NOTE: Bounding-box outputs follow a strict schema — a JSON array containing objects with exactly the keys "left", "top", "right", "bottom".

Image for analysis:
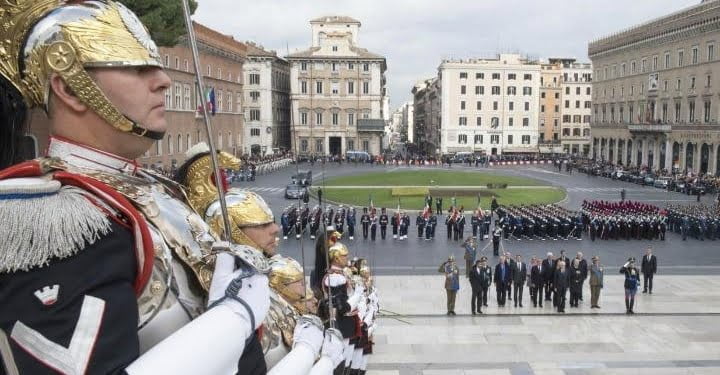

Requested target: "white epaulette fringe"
[{"left": 0, "top": 178, "right": 111, "bottom": 273}]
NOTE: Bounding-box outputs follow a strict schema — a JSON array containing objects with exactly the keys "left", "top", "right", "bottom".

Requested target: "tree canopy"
[{"left": 120, "top": 0, "right": 198, "bottom": 47}]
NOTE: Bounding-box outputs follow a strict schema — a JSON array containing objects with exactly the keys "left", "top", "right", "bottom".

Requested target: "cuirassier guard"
[
  {"left": 312, "top": 238, "right": 367, "bottom": 375},
  {"left": 0, "top": 1, "right": 335, "bottom": 374},
  {"left": 175, "top": 145, "right": 345, "bottom": 373}
]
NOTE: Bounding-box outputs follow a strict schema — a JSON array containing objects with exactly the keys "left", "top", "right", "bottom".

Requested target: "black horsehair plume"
[{"left": 0, "top": 77, "right": 28, "bottom": 170}]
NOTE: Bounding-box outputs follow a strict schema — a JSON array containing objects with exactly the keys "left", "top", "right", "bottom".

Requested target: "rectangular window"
[
  {"left": 475, "top": 86, "right": 484, "bottom": 95},
  {"left": 476, "top": 117, "right": 482, "bottom": 126},
  {"left": 653, "top": 56, "right": 658, "bottom": 71},
  {"left": 507, "top": 135, "right": 513, "bottom": 144},
  {"left": 300, "top": 139, "right": 308, "bottom": 152},
  {"left": 523, "top": 87, "right": 532, "bottom": 96},
  {"left": 576, "top": 100, "right": 580, "bottom": 108},
  {"left": 491, "top": 86, "right": 500, "bottom": 95},
  {"left": 523, "top": 118, "right": 529, "bottom": 127},
  {"left": 460, "top": 101, "right": 466, "bottom": 110},
  {"left": 249, "top": 74, "right": 260, "bottom": 85},
  {"left": 348, "top": 63, "right": 354, "bottom": 70},
  {"left": 461, "top": 85, "right": 467, "bottom": 95},
  {"left": 675, "top": 102, "right": 681, "bottom": 122},
  {"left": 476, "top": 73, "right": 484, "bottom": 79},
  {"left": 331, "top": 82, "right": 339, "bottom": 95},
  {"left": 474, "top": 134, "right": 483, "bottom": 144},
  {"left": 490, "top": 135, "right": 499, "bottom": 144},
  {"left": 331, "top": 62, "right": 337, "bottom": 71},
  {"left": 509, "top": 102, "right": 514, "bottom": 111},
  {"left": 457, "top": 134, "right": 467, "bottom": 144},
  {"left": 491, "top": 117, "right": 499, "bottom": 127},
  {"left": 347, "top": 81, "right": 355, "bottom": 94},
  {"left": 250, "top": 128, "right": 260, "bottom": 137},
  {"left": 641, "top": 58, "right": 647, "bottom": 72},
  {"left": 565, "top": 100, "right": 570, "bottom": 109},
  {"left": 300, "top": 112, "right": 308, "bottom": 125},
  {"left": 459, "top": 72, "right": 468, "bottom": 79},
  {"left": 301, "top": 80, "right": 308, "bottom": 94},
  {"left": 522, "top": 135, "right": 530, "bottom": 144},
  {"left": 678, "top": 50, "right": 684, "bottom": 67},
  {"left": 704, "top": 101, "right": 711, "bottom": 122},
  {"left": 665, "top": 53, "right": 671, "bottom": 68},
  {"left": 524, "top": 74, "right": 532, "bottom": 80},
  {"left": 508, "top": 118, "right": 514, "bottom": 126},
  {"left": 692, "top": 47, "right": 699, "bottom": 64},
  {"left": 541, "top": 105, "right": 545, "bottom": 113},
  {"left": 493, "top": 102, "right": 498, "bottom": 110},
  {"left": 332, "top": 112, "right": 338, "bottom": 125},
  {"left": 492, "top": 73, "right": 500, "bottom": 80},
  {"left": 315, "top": 139, "right": 323, "bottom": 153},
  {"left": 301, "top": 62, "right": 308, "bottom": 71},
  {"left": 476, "top": 101, "right": 482, "bottom": 110},
  {"left": 709, "top": 44, "right": 715, "bottom": 61},
  {"left": 183, "top": 85, "right": 191, "bottom": 110},
  {"left": 363, "top": 63, "right": 370, "bottom": 72},
  {"left": 689, "top": 101, "right": 696, "bottom": 122},
  {"left": 174, "top": 84, "right": 182, "bottom": 110},
  {"left": 459, "top": 116, "right": 467, "bottom": 126},
  {"left": 249, "top": 109, "right": 260, "bottom": 121},
  {"left": 508, "top": 73, "right": 516, "bottom": 80},
  {"left": 250, "top": 91, "right": 260, "bottom": 102},
  {"left": 348, "top": 113, "right": 354, "bottom": 126},
  {"left": 316, "top": 112, "right": 323, "bottom": 126},
  {"left": 507, "top": 86, "right": 516, "bottom": 95},
  {"left": 363, "top": 81, "right": 370, "bottom": 94},
  {"left": 316, "top": 81, "right": 323, "bottom": 94}
]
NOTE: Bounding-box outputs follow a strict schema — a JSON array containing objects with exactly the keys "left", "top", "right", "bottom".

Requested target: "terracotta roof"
[
  {"left": 286, "top": 46, "right": 384, "bottom": 60},
  {"left": 310, "top": 16, "right": 361, "bottom": 24},
  {"left": 192, "top": 21, "right": 246, "bottom": 56}
]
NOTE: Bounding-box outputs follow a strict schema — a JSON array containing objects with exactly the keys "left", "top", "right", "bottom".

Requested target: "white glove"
[
  {"left": 320, "top": 328, "right": 345, "bottom": 367},
  {"left": 208, "top": 251, "right": 270, "bottom": 330},
  {"left": 292, "top": 320, "right": 324, "bottom": 355}
]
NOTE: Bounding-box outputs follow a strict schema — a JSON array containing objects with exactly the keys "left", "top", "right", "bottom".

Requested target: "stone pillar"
[
  {"left": 709, "top": 143, "right": 717, "bottom": 176},
  {"left": 664, "top": 139, "right": 673, "bottom": 171},
  {"left": 653, "top": 140, "right": 661, "bottom": 171},
  {"left": 679, "top": 143, "right": 686, "bottom": 171},
  {"left": 693, "top": 142, "right": 701, "bottom": 173},
  {"left": 641, "top": 138, "right": 649, "bottom": 167}
]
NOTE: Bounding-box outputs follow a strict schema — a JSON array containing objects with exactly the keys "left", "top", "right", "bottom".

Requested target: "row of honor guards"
[
  {"left": 0, "top": 2, "right": 376, "bottom": 374},
  {"left": 582, "top": 200, "right": 668, "bottom": 241},
  {"left": 281, "top": 204, "right": 498, "bottom": 242},
  {"left": 665, "top": 204, "right": 720, "bottom": 241},
  {"left": 495, "top": 204, "right": 585, "bottom": 241}
]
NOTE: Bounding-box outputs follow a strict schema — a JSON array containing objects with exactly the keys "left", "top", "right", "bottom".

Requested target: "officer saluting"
[{"left": 492, "top": 225, "right": 503, "bottom": 256}]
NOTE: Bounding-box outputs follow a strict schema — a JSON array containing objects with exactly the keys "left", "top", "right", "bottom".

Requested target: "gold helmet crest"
[{"left": 0, "top": 0, "right": 165, "bottom": 139}]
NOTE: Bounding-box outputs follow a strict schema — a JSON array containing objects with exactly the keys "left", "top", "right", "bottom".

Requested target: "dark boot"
[
  {"left": 625, "top": 298, "right": 630, "bottom": 314},
  {"left": 629, "top": 299, "right": 635, "bottom": 314}
]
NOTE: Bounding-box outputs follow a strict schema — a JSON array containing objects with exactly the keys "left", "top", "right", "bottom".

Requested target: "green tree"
[{"left": 120, "top": 0, "right": 198, "bottom": 47}]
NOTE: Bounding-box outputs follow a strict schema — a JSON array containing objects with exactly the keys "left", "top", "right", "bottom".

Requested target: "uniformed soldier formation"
[
  {"left": 666, "top": 204, "right": 720, "bottom": 241},
  {"left": 0, "top": 2, "right": 377, "bottom": 373},
  {"left": 495, "top": 204, "right": 584, "bottom": 241},
  {"left": 582, "top": 200, "right": 668, "bottom": 241}
]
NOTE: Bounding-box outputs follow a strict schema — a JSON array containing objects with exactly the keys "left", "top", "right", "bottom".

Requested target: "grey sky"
[{"left": 194, "top": 0, "right": 700, "bottom": 110}]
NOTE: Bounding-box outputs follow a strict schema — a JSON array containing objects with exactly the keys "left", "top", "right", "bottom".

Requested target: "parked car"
[
  {"left": 674, "top": 181, "right": 686, "bottom": 192},
  {"left": 643, "top": 175, "right": 656, "bottom": 186},
  {"left": 346, "top": 151, "right": 371, "bottom": 162},
  {"left": 284, "top": 184, "right": 308, "bottom": 200},
  {"left": 653, "top": 177, "right": 671, "bottom": 189}
]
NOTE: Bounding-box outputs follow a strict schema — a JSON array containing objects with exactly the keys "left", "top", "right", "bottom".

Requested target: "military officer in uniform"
[
  {"left": 360, "top": 207, "right": 371, "bottom": 240},
  {"left": 0, "top": 2, "right": 343, "bottom": 373},
  {"left": 379, "top": 208, "right": 389, "bottom": 240},
  {"left": 346, "top": 207, "right": 356, "bottom": 240},
  {"left": 492, "top": 225, "right": 502, "bottom": 256}
]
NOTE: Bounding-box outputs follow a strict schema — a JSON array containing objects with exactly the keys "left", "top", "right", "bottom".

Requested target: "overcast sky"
[{"left": 194, "top": 0, "right": 700, "bottom": 110}]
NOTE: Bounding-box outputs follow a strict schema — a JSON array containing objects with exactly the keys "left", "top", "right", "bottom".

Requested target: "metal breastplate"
[
  {"left": 262, "top": 291, "right": 299, "bottom": 368},
  {"left": 60, "top": 167, "right": 217, "bottom": 351}
]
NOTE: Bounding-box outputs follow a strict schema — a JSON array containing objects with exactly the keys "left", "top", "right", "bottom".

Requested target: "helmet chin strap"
[{"left": 122, "top": 114, "right": 165, "bottom": 140}]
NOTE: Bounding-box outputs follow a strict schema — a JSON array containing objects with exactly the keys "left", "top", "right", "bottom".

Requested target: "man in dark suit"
[
  {"left": 494, "top": 255, "right": 511, "bottom": 306},
  {"left": 556, "top": 250, "right": 570, "bottom": 268},
  {"left": 511, "top": 254, "right": 527, "bottom": 307},
  {"left": 575, "top": 252, "right": 589, "bottom": 301},
  {"left": 469, "top": 259, "right": 484, "bottom": 314},
  {"left": 641, "top": 246, "right": 657, "bottom": 294},
  {"left": 554, "top": 260, "right": 570, "bottom": 313},
  {"left": 542, "top": 252, "right": 556, "bottom": 302},
  {"left": 530, "top": 257, "right": 544, "bottom": 307},
  {"left": 504, "top": 251, "right": 515, "bottom": 302}
]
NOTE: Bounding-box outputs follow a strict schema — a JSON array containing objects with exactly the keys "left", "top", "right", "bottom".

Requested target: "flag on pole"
[{"left": 206, "top": 87, "right": 216, "bottom": 116}]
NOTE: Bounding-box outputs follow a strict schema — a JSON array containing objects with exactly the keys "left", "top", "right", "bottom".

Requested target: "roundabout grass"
[{"left": 315, "top": 170, "right": 566, "bottom": 210}]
